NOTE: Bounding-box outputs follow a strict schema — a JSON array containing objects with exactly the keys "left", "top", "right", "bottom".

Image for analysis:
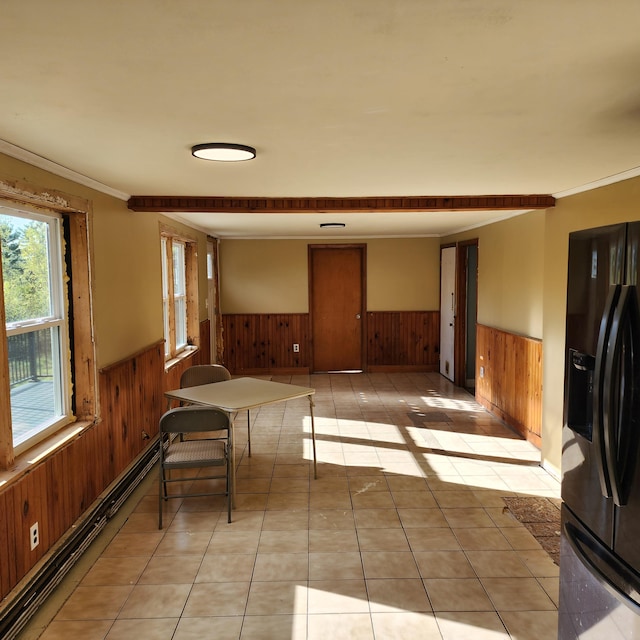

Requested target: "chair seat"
[{"left": 164, "top": 439, "right": 226, "bottom": 466}]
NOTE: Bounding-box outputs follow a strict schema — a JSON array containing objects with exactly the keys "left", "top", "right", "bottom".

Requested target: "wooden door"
[
  {"left": 309, "top": 245, "right": 365, "bottom": 372},
  {"left": 440, "top": 245, "right": 456, "bottom": 381}
]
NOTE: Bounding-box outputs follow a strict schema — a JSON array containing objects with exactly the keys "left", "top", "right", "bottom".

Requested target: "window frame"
[
  {"left": 160, "top": 228, "right": 199, "bottom": 363},
  {"left": 0, "top": 206, "right": 72, "bottom": 456}
]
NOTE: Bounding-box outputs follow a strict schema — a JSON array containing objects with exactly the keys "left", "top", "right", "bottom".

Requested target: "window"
[
  {"left": 161, "top": 232, "right": 198, "bottom": 361},
  {"left": 0, "top": 207, "right": 71, "bottom": 452}
]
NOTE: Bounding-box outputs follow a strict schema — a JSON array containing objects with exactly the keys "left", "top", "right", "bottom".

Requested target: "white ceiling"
[{"left": 2, "top": 1, "right": 640, "bottom": 238}]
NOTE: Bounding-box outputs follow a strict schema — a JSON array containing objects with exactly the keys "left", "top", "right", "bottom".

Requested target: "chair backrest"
[
  {"left": 160, "top": 406, "right": 230, "bottom": 435},
  {"left": 180, "top": 364, "right": 231, "bottom": 389}
]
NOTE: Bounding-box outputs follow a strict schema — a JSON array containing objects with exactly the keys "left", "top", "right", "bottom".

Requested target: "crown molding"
[{"left": 0, "top": 139, "right": 129, "bottom": 201}]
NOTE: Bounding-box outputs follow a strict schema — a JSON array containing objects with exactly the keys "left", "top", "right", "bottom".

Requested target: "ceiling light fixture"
[
  {"left": 191, "top": 143, "right": 256, "bottom": 162},
  {"left": 319, "top": 222, "right": 346, "bottom": 229}
]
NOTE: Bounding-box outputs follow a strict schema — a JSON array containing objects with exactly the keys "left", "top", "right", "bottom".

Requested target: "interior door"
[
  {"left": 440, "top": 245, "right": 456, "bottom": 381},
  {"left": 310, "top": 245, "right": 365, "bottom": 372}
]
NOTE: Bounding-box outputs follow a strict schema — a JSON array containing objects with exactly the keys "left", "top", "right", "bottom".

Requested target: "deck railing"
[{"left": 7, "top": 331, "right": 53, "bottom": 387}]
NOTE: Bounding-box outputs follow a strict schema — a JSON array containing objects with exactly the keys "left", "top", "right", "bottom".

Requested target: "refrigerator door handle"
[
  {"left": 564, "top": 514, "right": 640, "bottom": 614},
  {"left": 593, "top": 285, "right": 620, "bottom": 498},
  {"left": 603, "top": 285, "right": 640, "bottom": 507}
]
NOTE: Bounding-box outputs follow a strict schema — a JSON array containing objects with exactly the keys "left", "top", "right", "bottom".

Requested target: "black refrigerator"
[{"left": 559, "top": 222, "right": 640, "bottom": 638}]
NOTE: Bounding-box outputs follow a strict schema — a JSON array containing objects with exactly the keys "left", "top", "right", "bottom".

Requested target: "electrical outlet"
[
  {"left": 293, "top": 343, "right": 300, "bottom": 352},
  {"left": 30, "top": 522, "right": 39, "bottom": 550}
]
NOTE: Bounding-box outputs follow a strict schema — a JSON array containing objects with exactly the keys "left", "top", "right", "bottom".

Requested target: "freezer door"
[
  {"left": 612, "top": 223, "right": 640, "bottom": 569},
  {"left": 563, "top": 224, "right": 626, "bottom": 545},
  {"left": 559, "top": 505, "right": 640, "bottom": 639}
]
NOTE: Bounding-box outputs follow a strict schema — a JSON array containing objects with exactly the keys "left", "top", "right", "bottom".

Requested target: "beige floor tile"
[
  {"left": 166, "top": 510, "right": 221, "bottom": 531},
  {"left": 307, "top": 612, "right": 374, "bottom": 640},
  {"left": 105, "top": 618, "right": 178, "bottom": 639},
  {"left": 81, "top": 556, "right": 149, "bottom": 586},
  {"left": 39, "top": 620, "right": 113, "bottom": 640},
  {"left": 207, "top": 529, "right": 260, "bottom": 553},
  {"left": 361, "top": 551, "right": 419, "bottom": 579},
  {"left": 442, "top": 508, "right": 496, "bottom": 529},
  {"left": 366, "top": 578, "right": 432, "bottom": 613},
  {"left": 267, "top": 492, "right": 310, "bottom": 510},
  {"left": 309, "top": 509, "right": 355, "bottom": 530},
  {"left": 253, "top": 553, "right": 310, "bottom": 581},
  {"left": 182, "top": 582, "right": 250, "bottom": 617},
  {"left": 246, "top": 580, "right": 308, "bottom": 615},
  {"left": 433, "top": 490, "right": 484, "bottom": 509},
  {"left": 397, "top": 508, "right": 449, "bottom": 528},
  {"left": 424, "top": 578, "right": 494, "bottom": 612},
  {"left": 500, "top": 610, "right": 559, "bottom": 640},
  {"left": 307, "top": 579, "right": 369, "bottom": 613},
  {"left": 454, "top": 527, "right": 512, "bottom": 551},
  {"left": 154, "top": 531, "right": 212, "bottom": 556},
  {"left": 356, "top": 528, "right": 410, "bottom": 551},
  {"left": 240, "top": 614, "right": 307, "bottom": 640},
  {"left": 309, "top": 551, "right": 365, "bottom": 581},
  {"left": 56, "top": 585, "right": 133, "bottom": 620},
  {"left": 466, "top": 550, "right": 532, "bottom": 578},
  {"left": 480, "top": 577, "right": 556, "bottom": 611},
  {"left": 25, "top": 373, "right": 564, "bottom": 640},
  {"left": 102, "top": 532, "right": 164, "bottom": 557},
  {"left": 371, "top": 611, "right": 442, "bottom": 639},
  {"left": 516, "top": 549, "right": 560, "bottom": 577},
  {"left": 309, "top": 490, "right": 352, "bottom": 509},
  {"left": 196, "top": 553, "right": 256, "bottom": 582},
  {"left": 258, "top": 529, "right": 309, "bottom": 553},
  {"left": 350, "top": 490, "right": 395, "bottom": 509},
  {"left": 138, "top": 555, "right": 203, "bottom": 584},
  {"left": 414, "top": 550, "right": 476, "bottom": 579},
  {"left": 309, "top": 528, "right": 359, "bottom": 552},
  {"left": 119, "top": 584, "right": 191, "bottom": 619},
  {"left": 435, "top": 611, "right": 510, "bottom": 639},
  {"left": 173, "top": 616, "right": 243, "bottom": 640},
  {"left": 405, "top": 528, "right": 461, "bottom": 551},
  {"left": 263, "top": 509, "right": 310, "bottom": 530},
  {"left": 538, "top": 577, "right": 560, "bottom": 607}
]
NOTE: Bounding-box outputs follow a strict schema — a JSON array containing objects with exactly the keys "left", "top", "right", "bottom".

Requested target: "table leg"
[
  {"left": 309, "top": 396, "right": 317, "bottom": 479},
  {"left": 229, "top": 411, "right": 236, "bottom": 509}
]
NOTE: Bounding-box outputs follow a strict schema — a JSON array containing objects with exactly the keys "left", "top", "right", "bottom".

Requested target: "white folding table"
[{"left": 164, "top": 377, "right": 317, "bottom": 505}]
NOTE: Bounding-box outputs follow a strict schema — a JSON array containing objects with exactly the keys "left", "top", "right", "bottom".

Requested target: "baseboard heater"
[{"left": 0, "top": 439, "right": 159, "bottom": 640}]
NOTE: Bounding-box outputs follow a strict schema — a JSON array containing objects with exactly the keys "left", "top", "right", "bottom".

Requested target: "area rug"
[{"left": 502, "top": 496, "right": 561, "bottom": 565}]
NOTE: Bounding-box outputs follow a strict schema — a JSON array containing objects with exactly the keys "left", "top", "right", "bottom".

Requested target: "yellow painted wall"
[
  {"left": 444, "top": 210, "right": 546, "bottom": 339},
  {"left": 0, "top": 154, "right": 208, "bottom": 368},
  {"left": 219, "top": 237, "right": 441, "bottom": 313}
]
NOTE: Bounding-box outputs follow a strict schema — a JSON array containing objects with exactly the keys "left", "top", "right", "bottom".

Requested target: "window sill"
[
  {"left": 0, "top": 419, "right": 94, "bottom": 491},
  {"left": 164, "top": 345, "right": 199, "bottom": 372}
]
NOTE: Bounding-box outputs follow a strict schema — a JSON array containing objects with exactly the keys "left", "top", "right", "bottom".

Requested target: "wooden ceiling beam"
[{"left": 127, "top": 194, "right": 555, "bottom": 213}]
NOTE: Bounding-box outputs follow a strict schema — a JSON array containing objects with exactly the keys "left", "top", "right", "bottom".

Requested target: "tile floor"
[{"left": 25, "top": 372, "right": 560, "bottom": 640}]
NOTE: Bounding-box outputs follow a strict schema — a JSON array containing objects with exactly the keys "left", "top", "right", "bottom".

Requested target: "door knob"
[{"left": 355, "top": 314, "right": 361, "bottom": 320}]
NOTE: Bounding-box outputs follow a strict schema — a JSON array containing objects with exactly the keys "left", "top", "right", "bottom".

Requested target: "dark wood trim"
[
  {"left": 454, "top": 239, "right": 479, "bottom": 388},
  {"left": 128, "top": 194, "right": 555, "bottom": 213}
]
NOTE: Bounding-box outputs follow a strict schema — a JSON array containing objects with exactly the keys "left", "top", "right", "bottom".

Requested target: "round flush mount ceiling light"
[{"left": 191, "top": 143, "right": 256, "bottom": 162}]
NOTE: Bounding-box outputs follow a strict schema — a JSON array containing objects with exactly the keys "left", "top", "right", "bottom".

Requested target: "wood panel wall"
[
  {"left": 475, "top": 324, "right": 543, "bottom": 446},
  {"left": 367, "top": 311, "right": 439, "bottom": 371},
  {"left": 222, "top": 314, "right": 309, "bottom": 374},
  {"left": 222, "top": 311, "right": 439, "bottom": 374},
  {"left": 0, "top": 321, "right": 212, "bottom": 602}
]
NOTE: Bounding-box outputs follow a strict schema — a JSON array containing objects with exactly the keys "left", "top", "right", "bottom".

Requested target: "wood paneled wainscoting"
[
  {"left": 475, "top": 324, "right": 543, "bottom": 446},
  {"left": 221, "top": 311, "right": 440, "bottom": 374},
  {"left": 367, "top": 311, "right": 440, "bottom": 372}
]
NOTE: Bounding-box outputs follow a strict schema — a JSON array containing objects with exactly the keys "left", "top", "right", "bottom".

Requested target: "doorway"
[
  {"left": 456, "top": 240, "right": 478, "bottom": 392},
  {"left": 439, "top": 245, "right": 456, "bottom": 381},
  {"left": 309, "top": 245, "right": 366, "bottom": 372}
]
